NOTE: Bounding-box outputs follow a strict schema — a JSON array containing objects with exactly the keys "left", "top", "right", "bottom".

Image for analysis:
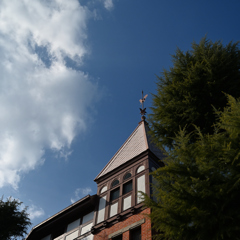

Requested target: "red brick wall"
[{"left": 94, "top": 208, "right": 152, "bottom": 240}]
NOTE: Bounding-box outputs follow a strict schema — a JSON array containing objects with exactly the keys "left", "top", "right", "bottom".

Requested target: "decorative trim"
[
  {"left": 108, "top": 218, "right": 145, "bottom": 239},
  {"left": 92, "top": 204, "right": 145, "bottom": 233}
]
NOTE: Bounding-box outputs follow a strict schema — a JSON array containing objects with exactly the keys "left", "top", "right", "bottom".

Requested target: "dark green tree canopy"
[
  {"left": 144, "top": 95, "right": 240, "bottom": 240},
  {"left": 150, "top": 38, "right": 240, "bottom": 149},
  {"left": 0, "top": 197, "right": 31, "bottom": 240}
]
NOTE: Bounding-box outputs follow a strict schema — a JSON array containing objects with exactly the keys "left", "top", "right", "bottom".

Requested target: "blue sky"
[{"left": 0, "top": 0, "right": 240, "bottom": 233}]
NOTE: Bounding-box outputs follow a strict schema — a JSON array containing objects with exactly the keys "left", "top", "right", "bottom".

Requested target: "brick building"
[{"left": 26, "top": 118, "right": 164, "bottom": 240}]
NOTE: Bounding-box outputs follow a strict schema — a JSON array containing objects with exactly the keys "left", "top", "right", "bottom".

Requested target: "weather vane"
[{"left": 139, "top": 90, "right": 148, "bottom": 120}]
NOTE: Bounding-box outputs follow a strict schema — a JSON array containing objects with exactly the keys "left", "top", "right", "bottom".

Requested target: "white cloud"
[
  {"left": 103, "top": 0, "right": 114, "bottom": 11},
  {"left": 28, "top": 205, "right": 45, "bottom": 220},
  {"left": 0, "top": 0, "right": 99, "bottom": 189},
  {"left": 70, "top": 187, "right": 93, "bottom": 203},
  {"left": 6, "top": 197, "right": 45, "bottom": 221}
]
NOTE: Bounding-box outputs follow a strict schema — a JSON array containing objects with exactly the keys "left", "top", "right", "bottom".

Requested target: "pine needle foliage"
[
  {"left": 0, "top": 196, "right": 31, "bottom": 240},
  {"left": 150, "top": 37, "right": 240, "bottom": 149},
  {"left": 144, "top": 95, "right": 240, "bottom": 240}
]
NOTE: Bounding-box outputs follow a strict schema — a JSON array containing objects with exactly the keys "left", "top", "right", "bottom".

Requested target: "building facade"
[{"left": 26, "top": 119, "right": 164, "bottom": 240}]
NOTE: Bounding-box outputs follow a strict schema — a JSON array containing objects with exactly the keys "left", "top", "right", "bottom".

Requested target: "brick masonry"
[{"left": 94, "top": 208, "right": 152, "bottom": 240}]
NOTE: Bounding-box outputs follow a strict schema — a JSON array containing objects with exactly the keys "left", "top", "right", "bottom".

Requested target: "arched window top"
[
  {"left": 137, "top": 165, "right": 145, "bottom": 174},
  {"left": 111, "top": 179, "right": 119, "bottom": 188},
  {"left": 151, "top": 167, "right": 156, "bottom": 172},
  {"left": 123, "top": 172, "right": 131, "bottom": 180},
  {"left": 100, "top": 185, "right": 107, "bottom": 194}
]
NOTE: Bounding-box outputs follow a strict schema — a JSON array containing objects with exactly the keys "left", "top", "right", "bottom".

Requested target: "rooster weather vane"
[{"left": 139, "top": 91, "right": 148, "bottom": 120}]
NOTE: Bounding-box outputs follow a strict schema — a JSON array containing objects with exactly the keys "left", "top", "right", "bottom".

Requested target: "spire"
[
  {"left": 139, "top": 91, "right": 148, "bottom": 121},
  {"left": 94, "top": 120, "right": 164, "bottom": 181},
  {"left": 94, "top": 91, "right": 164, "bottom": 181}
]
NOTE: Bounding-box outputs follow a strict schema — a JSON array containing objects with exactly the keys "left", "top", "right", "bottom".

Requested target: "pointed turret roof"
[{"left": 95, "top": 120, "right": 164, "bottom": 181}]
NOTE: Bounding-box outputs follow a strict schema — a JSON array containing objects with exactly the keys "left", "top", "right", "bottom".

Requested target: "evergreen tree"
[
  {"left": 144, "top": 95, "right": 240, "bottom": 240},
  {"left": 150, "top": 38, "right": 240, "bottom": 149},
  {"left": 0, "top": 197, "right": 31, "bottom": 240}
]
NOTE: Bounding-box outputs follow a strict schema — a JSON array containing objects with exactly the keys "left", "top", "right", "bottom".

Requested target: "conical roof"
[{"left": 95, "top": 120, "right": 164, "bottom": 180}]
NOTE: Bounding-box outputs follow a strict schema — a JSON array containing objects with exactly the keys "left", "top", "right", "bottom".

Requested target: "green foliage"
[
  {"left": 144, "top": 95, "right": 240, "bottom": 240},
  {"left": 0, "top": 196, "right": 31, "bottom": 240},
  {"left": 150, "top": 37, "right": 240, "bottom": 149}
]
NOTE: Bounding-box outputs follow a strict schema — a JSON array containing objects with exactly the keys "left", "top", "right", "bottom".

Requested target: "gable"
[{"left": 95, "top": 121, "right": 164, "bottom": 181}]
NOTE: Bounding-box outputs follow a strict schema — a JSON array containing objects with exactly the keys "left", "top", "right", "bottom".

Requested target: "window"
[
  {"left": 111, "top": 179, "right": 119, "bottom": 187},
  {"left": 110, "top": 187, "right": 120, "bottom": 201},
  {"left": 97, "top": 196, "right": 106, "bottom": 223},
  {"left": 137, "top": 175, "right": 146, "bottom": 203},
  {"left": 82, "top": 211, "right": 94, "bottom": 224},
  {"left": 137, "top": 165, "right": 145, "bottom": 174},
  {"left": 67, "top": 219, "right": 80, "bottom": 232},
  {"left": 130, "top": 227, "right": 141, "bottom": 240},
  {"left": 123, "top": 180, "right": 132, "bottom": 195},
  {"left": 100, "top": 185, "right": 107, "bottom": 194},
  {"left": 112, "top": 234, "right": 122, "bottom": 240},
  {"left": 52, "top": 211, "right": 94, "bottom": 240},
  {"left": 151, "top": 167, "right": 156, "bottom": 172},
  {"left": 123, "top": 172, "right": 131, "bottom": 180},
  {"left": 41, "top": 235, "right": 51, "bottom": 240}
]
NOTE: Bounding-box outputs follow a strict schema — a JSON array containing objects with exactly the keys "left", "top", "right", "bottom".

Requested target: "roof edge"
[
  {"left": 94, "top": 121, "right": 145, "bottom": 181},
  {"left": 25, "top": 194, "right": 95, "bottom": 239},
  {"left": 94, "top": 149, "right": 150, "bottom": 183}
]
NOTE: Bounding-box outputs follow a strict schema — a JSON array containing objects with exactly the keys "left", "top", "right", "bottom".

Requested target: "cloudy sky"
[{"left": 0, "top": 0, "right": 240, "bottom": 233}]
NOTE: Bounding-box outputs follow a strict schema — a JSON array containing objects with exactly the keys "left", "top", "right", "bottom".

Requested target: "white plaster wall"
[
  {"left": 81, "top": 234, "right": 93, "bottom": 240},
  {"left": 110, "top": 202, "right": 118, "bottom": 217},
  {"left": 53, "top": 235, "right": 64, "bottom": 240},
  {"left": 100, "top": 186, "right": 107, "bottom": 193},
  {"left": 137, "top": 174, "right": 146, "bottom": 203},
  {"left": 123, "top": 195, "right": 131, "bottom": 210},
  {"left": 97, "top": 196, "right": 106, "bottom": 223},
  {"left": 137, "top": 165, "right": 145, "bottom": 173},
  {"left": 81, "top": 222, "right": 93, "bottom": 235},
  {"left": 65, "top": 230, "right": 79, "bottom": 240}
]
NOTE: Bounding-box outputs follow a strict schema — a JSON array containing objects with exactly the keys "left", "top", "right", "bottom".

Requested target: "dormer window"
[
  {"left": 137, "top": 165, "right": 145, "bottom": 174},
  {"left": 100, "top": 185, "right": 107, "bottom": 194},
  {"left": 123, "top": 172, "right": 131, "bottom": 180},
  {"left": 123, "top": 180, "right": 132, "bottom": 195},
  {"left": 110, "top": 187, "right": 120, "bottom": 201},
  {"left": 98, "top": 165, "right": 148, "bottom": 221},
  {"left": 111, "top": 179, "right": 119, "bottom": 187}
]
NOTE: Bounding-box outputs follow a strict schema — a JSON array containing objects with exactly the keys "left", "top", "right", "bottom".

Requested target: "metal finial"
[{"left": 139, "top": 90, "right": 148, "bottom": 120}]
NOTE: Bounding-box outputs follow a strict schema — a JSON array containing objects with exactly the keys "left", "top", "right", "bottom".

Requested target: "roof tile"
[{"left": 95, "top": 121, "right": 164, "bottom": 180}]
